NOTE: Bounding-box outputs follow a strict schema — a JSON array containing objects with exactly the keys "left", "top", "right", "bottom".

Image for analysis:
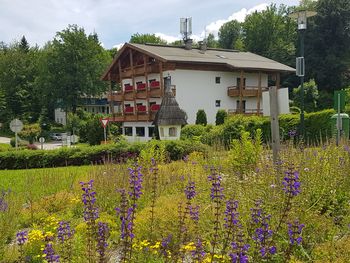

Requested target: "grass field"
[{"left": 0, "top": 143, "right": 350, "bottom": 262}]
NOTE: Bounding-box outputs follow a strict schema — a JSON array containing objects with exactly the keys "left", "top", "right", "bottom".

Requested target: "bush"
[
  {"left": 195, "top": 109, "right": 207, "bottom": 126},
  {"left": 0, "top": 140, "right": 208, "bottom": 170},
  {"left": 215, "top": 109, "right": 228, "bottom": 125},
  {"left": 200, "top": 109, "right": 336, "bottom": 147},
  {"left": 180, "top": 124, "right": 207, "bottom": 140}
]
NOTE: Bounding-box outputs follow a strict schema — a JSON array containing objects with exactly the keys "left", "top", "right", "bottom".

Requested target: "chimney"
[
  {"left": 184, "top": 39, "right": 193, "bottom": 50},
  {"left": 199, "top": 40, "right": 207, "bottom": 53}
]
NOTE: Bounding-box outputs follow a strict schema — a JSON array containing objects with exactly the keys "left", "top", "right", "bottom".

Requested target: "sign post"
[
  {"left": 334, "top": 90, "right": 345, "bottom": 146},
  {"left": 10, "top": 119, "right": 23, "bottom": 150},
  {"left": 100, "top": 118, "right": 109, "bottom": 144}
]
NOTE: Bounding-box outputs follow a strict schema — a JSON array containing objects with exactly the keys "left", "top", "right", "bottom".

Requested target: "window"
[
  {"left": 136, "top": 127, "right": 145, "bottom": 137},
  {"left": 215, "top": 100, "right": 221, "bottom": 107},
  {"left": 169, "top": 127, "right": 177, "bottom": 137},
  {"left": 148, "top": 127, "right": 155, "bottom": 138},
  {"left": 236, "top": 100, "right": 246, "bottom": 112},
  {"left": 215, "top": 77, "right": 221, "bottom": 84},
  {"left": 160, "top": 127, "right": 164, "bottom": 137},
  {"left": 149, "top": 79, "right": 156, "bottom": 83},
  {"left": 124, "top": 127, "right": 133, "bottom": 136}
]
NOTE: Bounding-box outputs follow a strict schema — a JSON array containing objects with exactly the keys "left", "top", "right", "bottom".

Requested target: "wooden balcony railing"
[
  {"left": 228, "top": 108, "right": 262, "bottom": 115},
  {"left": 110, "top": 104, "right": 161, "bottom": 122},
  {"left": 227, "top": 86, "right": 268, "bottom": 97}
]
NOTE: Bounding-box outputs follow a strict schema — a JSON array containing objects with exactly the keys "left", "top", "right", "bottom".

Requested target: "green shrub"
[
  {"left": 225, "top": 129, "right": 263, "bottom": 178},
  {"left": 195, "top": 109, "right": 207, "bottom": 126},
  {"left": 0, "top": 140, "right": 208, "bottom": 169},
  {"left": 215, "top": 109, "right": 228, "bottom": 125},
  {"left": 180, "top": 124, "right": 207, "bottom": 140},
  {"left": 199, "top": 109, "right": 336, "bottom": 146}
]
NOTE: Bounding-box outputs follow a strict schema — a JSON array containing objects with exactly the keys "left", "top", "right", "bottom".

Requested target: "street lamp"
[{"left": 289, "top": 10, "right": 316, "bottom": 138}]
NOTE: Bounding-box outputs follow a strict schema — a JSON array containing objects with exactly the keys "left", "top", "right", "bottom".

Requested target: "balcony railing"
[
  {"left": 227, "top": 86, "right": 268, "bottom": 97},
  {"left": 228, "top": 109, "right": 262, "bottom": 115},
  {"left": 110, "top": 103, "right": 161, "bottom": 122}
]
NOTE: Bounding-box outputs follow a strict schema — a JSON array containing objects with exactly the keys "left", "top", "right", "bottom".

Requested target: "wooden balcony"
[
  {"left": 109, "top": 103, "right": 161, "bottom": 122},
  {"left": 228, "top": 108, "right": 262, "bottom": 115},
  {"left": 227, "top": 86, "right": 268, "bottom": 97},
  {"left": 120, "top": 63, "right": 160, "bottom": 78},
  {"left": 107, "top": 91, "right": 123, "bottom": 102}
]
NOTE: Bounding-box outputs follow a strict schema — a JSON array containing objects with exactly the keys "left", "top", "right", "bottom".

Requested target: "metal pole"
[
  {"left": 104, "top": 126, "right": 107, "bottom": 144},
  {"left": 337, "top": 93, "right": 341, "bottom": 146},
  {"left": 15, "top": 132, "right": 18, "bottom": 150},
  {"left": 269, "top": 86, "right": 280, "bottom": 166},
  {"left": 300, "top": 29, "right": 305, "bottom": 139}
]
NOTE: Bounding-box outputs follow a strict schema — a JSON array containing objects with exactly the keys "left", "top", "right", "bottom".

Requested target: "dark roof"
[
  {"left": 102, "top": 43, "right": 295, "bottom": 80},
  {"left": 153, "top": 90, "right": 187, "bottom": 126}
]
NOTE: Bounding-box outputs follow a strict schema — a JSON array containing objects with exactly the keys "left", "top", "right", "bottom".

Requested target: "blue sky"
[{"left": 0, "top": 0, "right": 300, "bottom": 49}]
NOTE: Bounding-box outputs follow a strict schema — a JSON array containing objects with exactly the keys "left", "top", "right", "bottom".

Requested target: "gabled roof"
[{"left": 102, "top": 43, "right": 295, "bottom": 80}]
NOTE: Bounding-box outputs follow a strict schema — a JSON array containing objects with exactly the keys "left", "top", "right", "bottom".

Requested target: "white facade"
[
  {"left": 54, "top": 108, "right": 66, "bottom": 125},
  {"left": 122, "top": 121, "right": 156, "bottom": 142},
  {"left": 262, "top": 88, "right": 290, "bottom": 116},
  {"left": 164, "top": 69, "right": 271, "bottom": 124}
]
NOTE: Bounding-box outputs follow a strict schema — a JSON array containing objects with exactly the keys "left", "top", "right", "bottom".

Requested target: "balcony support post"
[
  {"left": 239, "top": 70, "right": 244, "bottom": 113},
  {"left": 257, "top": 71, "right": 262, "bottom": 116}
]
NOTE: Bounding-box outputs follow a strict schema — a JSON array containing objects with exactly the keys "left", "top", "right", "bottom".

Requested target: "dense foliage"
[
  {"left": 1, "top": 141, "right": 350, "bottom": 262},
  {"left": 0, "top": 140, "right": 208, "bottom": 170}
]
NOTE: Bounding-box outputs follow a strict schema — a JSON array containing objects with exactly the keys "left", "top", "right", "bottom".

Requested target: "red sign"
[{"left": 100, "top": 118, "right": 109, "bottom": 128}]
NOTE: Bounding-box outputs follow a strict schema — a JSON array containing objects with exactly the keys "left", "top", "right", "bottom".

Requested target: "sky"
[{"left": 0, "top": 0, "right": 299, "bottom": 49}]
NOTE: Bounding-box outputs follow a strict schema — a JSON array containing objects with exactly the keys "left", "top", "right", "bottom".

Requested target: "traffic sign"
[
  {"left": 100, "top": 118, "right": 109, "bottom": 128},
  {"left": 39, "top": 137, "right": 45, "bottom": 143},
  {"left": 10, "top": 119, "right": 23, "bottom": 133}
]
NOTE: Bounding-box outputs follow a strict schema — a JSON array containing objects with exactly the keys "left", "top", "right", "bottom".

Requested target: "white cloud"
[
  {"left": 111, "top": 3, "right": 270, "bottom": 46},
  {"left": 203, "top": 3, "right": 269, "bottom": 38},
  {"left": 155, "top": 33, "right": 181, "bottom": 43}
]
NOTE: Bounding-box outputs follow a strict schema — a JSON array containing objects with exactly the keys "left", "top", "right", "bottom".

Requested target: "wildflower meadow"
[{"left": 1, "top": 138, "right": 350, "bottom": 262}]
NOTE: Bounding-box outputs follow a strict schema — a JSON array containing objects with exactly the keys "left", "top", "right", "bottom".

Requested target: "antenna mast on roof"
[
  {"left": 180, "top": 17, "right": 193, "bottom": 50},
  {"left": 180, "top": 17, "right": 192, "bottom": 41}
]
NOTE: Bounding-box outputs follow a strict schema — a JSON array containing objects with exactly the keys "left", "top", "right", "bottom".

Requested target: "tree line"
[{"left": 0, "top": 0, "right": 349, "bottom": 130}]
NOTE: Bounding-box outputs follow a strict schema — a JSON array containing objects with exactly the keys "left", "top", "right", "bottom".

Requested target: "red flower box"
[
  {"left": 150, "top": 81, "right": 160, "bottom": 88},
  {"left": 137, "top": 83, "right": 146, "bottom": 90},
  {"left": 150, "top": 104, "right": 160, "bottom": 111},
  {"left": 137, "top": 105, "right": 147, "bottom": 112},
  {"left": 125, "top": 106, "right": 134, "bottom": 113},
  {"left": 124, "top": 84, "right": 134, "bottom": 92}
]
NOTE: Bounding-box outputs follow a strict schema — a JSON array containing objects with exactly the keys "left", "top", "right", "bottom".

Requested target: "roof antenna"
[{"left": 180, "top": 17, "right": 193, "bottom": 50}]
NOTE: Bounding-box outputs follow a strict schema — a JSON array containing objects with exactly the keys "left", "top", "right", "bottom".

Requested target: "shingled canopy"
[{"left": 153, "top": 89, "right": 187, "bottom": 126}]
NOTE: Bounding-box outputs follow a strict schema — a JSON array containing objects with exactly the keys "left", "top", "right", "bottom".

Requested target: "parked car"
[{"left": 50, "top": 133, "right": 63, "bottom": 141}]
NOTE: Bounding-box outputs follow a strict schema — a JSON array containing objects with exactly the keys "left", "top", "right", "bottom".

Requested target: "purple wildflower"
[
  {"left": 229, "top": 239, "right": 250, "bottom": 263},
  {"left": 191, "top": 238, "right": 206, "bottom": 261},
  {"left": 224, "top": 199, "right": 239, "bottom": 229},
  {"left": 184, "top": 181, "right": 196, "bottom": 200},
  {"left": 189, "top": 205, "right": 200, "bottom": 223},
  {"left": 251, "top": 200, "right": 276, "bottom": 258},
  {"left": 43, "top": 242, "right": 60, "bottom": 263},
  {"left": 97, "top": 222, "right": 109, "bottom": 259},
  {"left": 128, "top": 164, "right": 143, "bottom": 200},
  {"left": 288, "top": 129, "right": 297, "bottom": 137},
  {"left": 208, "top": 167, "right": 224, "bottom": 200},
  {"left": 57, "top": 221, "right": 74, "bottom": 243},
  {"left": 80, "top": 180, "right": 99, "bottom": 222},
  {"left": 282, "top": 168, "right": 301, "bottom": 197},
  {"left": 288, "top": 220, "right": 305, "bottom": 245},
  {"left": 16, "top": 231, "right": 28, "bottom": 246},
  {"left": 160, "top": 235, "right": 172, "bottom": 257}
]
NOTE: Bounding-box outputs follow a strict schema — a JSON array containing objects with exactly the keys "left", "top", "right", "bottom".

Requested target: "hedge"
[
  {"left": 183, "top": 109, "right": 336, "bottom": 147},
  {"left": 0, "top": 140, "right": 208, "bottom": 170}
]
